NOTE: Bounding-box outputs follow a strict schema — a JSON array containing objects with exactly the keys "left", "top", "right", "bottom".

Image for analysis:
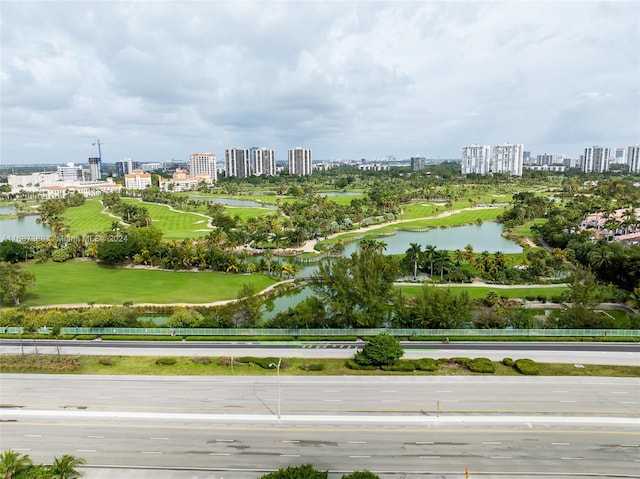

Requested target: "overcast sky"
[{"left": 1, "top": 0, "right": 638, "bottom": 166}]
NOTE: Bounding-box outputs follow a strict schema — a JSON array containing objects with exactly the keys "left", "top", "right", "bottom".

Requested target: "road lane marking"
[
  {"left": 150, "top": 437, "right": 169, "bottom": 440},
  {"left": 381, "top": 390, "right": 397, "bottom": 393},
  {"left": 553, "top": 390, "right": 568, "bottom": 393},
  {"left": 87, "top": 435, "right": 104, "bottom": 439},
  {"left": 283, "top": 440, "right": 300, "bottom": 443},
  {"left": 324, "top": 399, "right": 341, "bottom": 402},
  {"left": 13, "top": 448, "right": 30, "bottom": 451},
  {"left": 349, "top": 455, "right": 370, "bottom": 458},
  {"left": 560, "top": 400, "right": 577, "bottom": 403},
  {"left": 24, "top": 434, "right": 41, "bottom": 438},
  {"left": 620, "top": 444, "right": 639, "bottom": 447},
  {"left": 96, "top": 396, "right": 112, "bottom": 399},
  {"left": 142, "top": 451, "right": 162, "bottom": 454},
  {"left": 323, "top": 389, "right": 340, "bottom": 393},
  {"left": 491, "top": 456, "right": 511, "bottom": 459},
  {"left": 210, "top": 453, "right": 230, "bottom": 456},
  {"left": 621, "top": 401, "right": 639, "bottom": 404},
  {"left": 552, "top": 442, "right": 570, "bottom": 445},
  {"left": 280, "top": 454, "right": 300, "bottom": 457},
  {"left": 420, "top": 456, "right": 440, "bottom": 459},
  {"left": 215, "top": 439, "right": 234, "bottom": 442},
  {"left": 612, "top": 392, "right": 628, "bottom": 395},
  {"left": 416, "top": 441, "right": 434, "bottom": 445},
  {"left": 76, "top": 449, "right": 96, "bottom": 453},
  {"left": 561, "top": 457, "right": 583, "bottom": 460},
  {"left": 382, "top": 400, "right": 399, "bottom": 403},
  {"left": 348, "top": 441, "right": 367, "bottom": 444},
  {"left": 436, "top": 390, "right": 452, "bottom": 393},
  {"left": 483, "top": 441, "right": 501, "bottom": 445}
]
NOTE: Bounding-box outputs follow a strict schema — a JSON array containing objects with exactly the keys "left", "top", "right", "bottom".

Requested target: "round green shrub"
[
  {"left": 468, "top": 357, "right": 496, "bottom": 373},
  {"left": 515, "top": 358, "right": 540, "bottom": 375},
  {"left": 502, "top": 357, "right": 514, "bottom": 367}
]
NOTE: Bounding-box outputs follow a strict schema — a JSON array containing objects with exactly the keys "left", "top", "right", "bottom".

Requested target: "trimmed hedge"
[
  {"left": 345, "top": 359, "right": 378, "bottom": 370},
  {"left": 468, "top": 357, "right": 495, "bottom": 373},
  {"left": 502, "top": 357, "right": 514, "bottom": 367},
  {"left": 381, "top": 360, "right": 416, "bottom": 371},
  {"left": 415, "top": 358, "right": 438, "bottom": 371},
  {"left": 515, "top": 358, "right": 540, "bottom": 375},
  {"left": 236, "top": 356, "right": 289, "bottom": 369}
]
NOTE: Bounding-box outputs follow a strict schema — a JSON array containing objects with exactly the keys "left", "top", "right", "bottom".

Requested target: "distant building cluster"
[
  {"left": 461, "top": 144, "right": 523, "bottom": 176},
  {"left": 580, "top": 145, "right": 640, "bottom": 174},
  {"left": 7, "top": 163, "right": 122, "bottom": 198},
  {"left": 462, "top": 143, "right": 640, "bottom": 175}
]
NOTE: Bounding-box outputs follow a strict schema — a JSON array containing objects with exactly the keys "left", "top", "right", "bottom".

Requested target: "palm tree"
[
  {"left": 47, "top": 454, "right": 86, "bottom": 479},
  {"left": 463, "top": 244, "right": 475, "bottom": 264},
  {"left": 424, "top": 244, "right": 437, "bottom": 276},
  {"left": 452, "top": 249, "right": 464, "bottom": 266},
  {"left": 434, "top": 250, "right": 452, "bottom": 281},
  {"left": 0, "top": 450, "right": 34, "bottom": 478},
  {"left": 406, "top": 243, "right": 422, "bottom": 280}
]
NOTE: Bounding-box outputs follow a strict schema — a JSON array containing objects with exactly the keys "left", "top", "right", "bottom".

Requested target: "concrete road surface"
[{"left": 1, "top": 375, "right": 638, "bottom": 478}]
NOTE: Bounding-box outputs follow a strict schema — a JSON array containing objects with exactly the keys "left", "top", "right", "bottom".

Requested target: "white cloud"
[{"left": 1, "top": 0, "right": 638, "bottom": 164}]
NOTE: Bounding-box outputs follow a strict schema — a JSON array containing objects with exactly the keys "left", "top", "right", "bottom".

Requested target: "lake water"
[
  {"left": 0, "top": 215, "right": 51, "bottom": 241},
  {"left": 342, "top": 222, "right": 521, "bottom": 256}
]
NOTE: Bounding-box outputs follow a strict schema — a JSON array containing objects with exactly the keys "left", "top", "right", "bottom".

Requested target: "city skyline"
[{"left": 1, "top": 1, "right": 638, "bottom": 166}]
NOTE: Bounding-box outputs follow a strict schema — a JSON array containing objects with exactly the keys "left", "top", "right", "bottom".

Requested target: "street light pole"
[{"left": 269, "top": 358, "right": 282, "bottom": 419}]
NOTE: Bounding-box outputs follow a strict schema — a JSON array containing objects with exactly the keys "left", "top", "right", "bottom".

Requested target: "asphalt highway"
[
  {"left": 1, "top": 375, "right": 639, "bottom": 478},
  {"left": 2, "top": 339, "right": 639, "bottom": 365}
]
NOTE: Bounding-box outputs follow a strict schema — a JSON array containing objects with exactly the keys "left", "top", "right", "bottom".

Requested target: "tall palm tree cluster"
[{"left": 1, "top": 450, "right": 85, "bottom": 479}]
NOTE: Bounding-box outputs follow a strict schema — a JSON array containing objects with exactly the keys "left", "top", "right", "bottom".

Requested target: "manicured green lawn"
[
  {"left": 397, "top": 284, "right": 568, "bottom": 301},
  {"left": 121, "top": 198, "right": 213, "bottom": 239},
  {"left": 65, "top": 198, "right": 116, "bottom": 235},
  {"left": 22, "top": 260, "right": 276, "bottom": 306},
  {"left": 224, "top": 206, "right": 278, "bottom": 222}
]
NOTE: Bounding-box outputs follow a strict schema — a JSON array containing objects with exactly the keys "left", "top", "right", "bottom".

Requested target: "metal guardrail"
[{"left": 2, "top": 327, "right": 639, "bottom": 337}]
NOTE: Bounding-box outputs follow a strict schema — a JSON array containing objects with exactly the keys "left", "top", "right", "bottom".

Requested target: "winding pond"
[{"left": 342, "top": 222, "right": 521, "bottom": 256}]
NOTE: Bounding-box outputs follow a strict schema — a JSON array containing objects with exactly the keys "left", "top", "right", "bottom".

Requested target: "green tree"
[
  {"left": 47, "top": 454, "right": 86, "bottom": 479},
  {"left": 405, "top": 243, "right": 422, "bottom": 280},
  {"left": 341, "top": 472, "right": 381, "bottom": 479},
  {"left": 260, "top": 463, "right": 328, "bottom": 479},
  {"left": 0, "top": 450, "right": 34, "bottom": 479},
  {"left": 234, "top": 283, "right": 263, "bottom": 328},
  {"left": 312, "top": 244, "right": 400, "bottom": 327},
  {"left": 0, "top": 262, "right": 36, "bottom": 306},
  {"left": 354, "top": 333, "right": 404, "bottom": 367}
]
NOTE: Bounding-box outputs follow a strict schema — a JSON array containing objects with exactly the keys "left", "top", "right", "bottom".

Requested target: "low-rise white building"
[{"left": 125, "top": 168, "right": 152, "bottom": 190}]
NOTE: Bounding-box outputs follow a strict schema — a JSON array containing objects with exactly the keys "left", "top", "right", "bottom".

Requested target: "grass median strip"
[{"left": 1, "top": 355, "right": 638, "bottom": 377}]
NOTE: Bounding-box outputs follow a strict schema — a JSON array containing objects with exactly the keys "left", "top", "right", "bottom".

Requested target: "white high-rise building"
[
  {"left": 189, "top": 153, "right": 217, "bottom": 182},
  {"left": 628, "top": 145, "right": 640, "bottom": 173},
  {"left": 288, "top": 147, "right": 313, "bottom": 176},
  {"left": 461, "top": 145, "right": 490, "bottom": 175},
  {"left": 582, "top": 146, "right": 611, "bottom": 173},
  {"left": 490, "top": 143, "right": 524, "bottom": 176},
  {"left": 57, "top": 163, "right": 83, "bottom": 182},
  {"left": 225, "top": 148, "right": 250, "bottom": 178},
  {"left": 251, "top": 147, "right": 276, "bottom": 176}
]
